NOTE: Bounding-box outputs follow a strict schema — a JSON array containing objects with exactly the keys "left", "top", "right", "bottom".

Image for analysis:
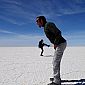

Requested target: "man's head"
[
  {"left": 36, "top": 16, "right": 47, "bottom": 28},
  {"left": 41, "top": 39, "right": 43, "bottom": 42}
]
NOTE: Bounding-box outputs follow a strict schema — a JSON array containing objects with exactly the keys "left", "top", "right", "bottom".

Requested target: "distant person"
[
  {"left": 38, "top": 39, "right": 50, "bottom": 56},
  {"left": 36, "top": 16, "right": 67, "bottom": 85}
]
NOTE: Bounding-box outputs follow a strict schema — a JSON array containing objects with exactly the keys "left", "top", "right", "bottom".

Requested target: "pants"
[
  {"left": 53, "top": 42, "right": 67, "bottom": 84},
  {"left": 40, "top": 47, "right": 44, "bottom": 56}
]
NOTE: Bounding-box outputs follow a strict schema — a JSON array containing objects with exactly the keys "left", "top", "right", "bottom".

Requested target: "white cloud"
[
  {"left": 0, "top": 29, "right": 47, "bottom": 42},
  {"left": 0, "top": 33, "right": 49, "bottom": 46},
  {"left": 1, "top": 0, "right": 22, "bottom": 5},
  {"left": 0, "top": 29, "right": 84, "bottom": 46},
  {"left": 0, "top": 0, "right": 30, "bottom": 25},
  {"left": 64, "top": 31, "right": 85, "bottom": 46},
  {"left": 0, "top": 0, "right": 85, "bottom": 34},
  {"left": 1, "top": 0, "right": 85, "bottom": 24},
  {"left": 0, "top": 15, "right": 27, "bottom": 25},
  {"left": 0, "top": 29, "right": 16, "bottom": 34}
]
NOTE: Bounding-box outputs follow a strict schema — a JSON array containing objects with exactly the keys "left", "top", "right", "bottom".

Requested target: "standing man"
[
  {"left": 36, "top": 16, "right": 67, "bottom": 85},
  {"left": 38, "top": 39, "right": 50, "bottom": 56}
]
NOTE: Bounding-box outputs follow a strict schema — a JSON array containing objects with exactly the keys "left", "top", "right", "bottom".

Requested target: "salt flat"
[{"left": 0, "top": 47, "right": 85, "bottom": 85}]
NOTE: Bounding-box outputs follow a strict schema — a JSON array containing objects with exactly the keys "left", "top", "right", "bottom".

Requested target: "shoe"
[
  {"left": 47, "top": 82, "right": 59, "bottom": 85},
  {"left": 40, "top": 54, "right": 43, "bottom": 56}
]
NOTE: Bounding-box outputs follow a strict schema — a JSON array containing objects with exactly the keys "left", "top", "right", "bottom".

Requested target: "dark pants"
[{"left": 40, "top": 47, "right": 44, "bottom": 56}]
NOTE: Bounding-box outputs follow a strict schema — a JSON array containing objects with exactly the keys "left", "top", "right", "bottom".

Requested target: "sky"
[{"left": 0, "top": 0, "right": 85, "bottom": 46}]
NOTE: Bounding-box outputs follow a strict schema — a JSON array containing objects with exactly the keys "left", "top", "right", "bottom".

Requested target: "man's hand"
[{"left": 54, "top": 44, "right": 57, "bottom": 50}]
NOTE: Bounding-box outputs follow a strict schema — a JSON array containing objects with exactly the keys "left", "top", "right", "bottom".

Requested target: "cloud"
[
  {"left": 0, "top": 32, "right": 48, "bottom": 46},
  {"left": 0, "top": 0, "right": 85, "bottom": 46},
  {"left": 16, "top": 34, "right": 45, "bottom": 40},
  {"left": 0, "top": 15, "right": 27, "bottom": 26},
  {"left": 0, "top": 0, "right": 85, "bottom": 25},
  {"left": 0, "top": 0, "right": 31, "bottom": 25},
  {"left": 3, "top": 0, "right": 22, "bottom": 5},
  {"left": 64, "top": 31, "right": 85, "bottom": 46},
  {"left": 0, "top": 29, "right": 46, "bottom": 42},
  {"left": 0, "top": 28, "right": 49, "bottom": 46},
  {"left": 0, "top": 28, "right": 85, "bottom": 46},
  {"left": 59, "top": 0, "right": 85, "bottom": 15},
  {"left": 0, "top": 29, "right": 16, "bottom": 34}
]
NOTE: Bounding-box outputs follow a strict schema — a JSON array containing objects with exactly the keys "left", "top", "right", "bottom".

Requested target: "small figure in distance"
[{"left": 38, "top": 39, "right": 50, "bottom": 56}]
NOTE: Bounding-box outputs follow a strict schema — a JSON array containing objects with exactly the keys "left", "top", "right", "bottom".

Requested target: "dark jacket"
[
  {"left": 38, "top": 40, "right": 44, "bottom": 48},
  {"left": 44, "top": 22, "right": 66, "bottom": 45}
]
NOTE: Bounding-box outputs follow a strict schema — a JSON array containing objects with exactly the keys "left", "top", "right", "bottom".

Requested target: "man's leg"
[
  {"left": 40, "top": 47, "right": 44, "bottom": 56},
  {"left": 53, "top": 42, "right": 67, "bottom": 85}
]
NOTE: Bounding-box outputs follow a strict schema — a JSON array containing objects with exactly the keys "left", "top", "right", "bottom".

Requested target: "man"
[
  {"left": 38, "top": 39, "right": 50, "bottom": 56},
  {"left": 36, "top": 16, "right": 67, "bottom": 85}
]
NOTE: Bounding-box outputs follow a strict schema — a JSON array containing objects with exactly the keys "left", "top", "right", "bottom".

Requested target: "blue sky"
[{"left": 0, "top": 0, "right": 85, "bottom": 46}]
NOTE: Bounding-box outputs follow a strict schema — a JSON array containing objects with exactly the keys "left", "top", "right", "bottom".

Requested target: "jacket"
[{"left": 44, "top": 22, "right": 66, "bottom": 45}]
